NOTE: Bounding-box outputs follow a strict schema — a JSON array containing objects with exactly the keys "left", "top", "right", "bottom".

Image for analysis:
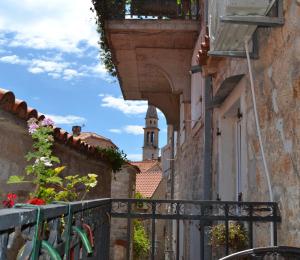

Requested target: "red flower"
[
  {"left": 27, "top": 198, "right": 46, "bottom": 205},
  {"left": 2, "top": 193, "right": 17, "bottom": 208}
]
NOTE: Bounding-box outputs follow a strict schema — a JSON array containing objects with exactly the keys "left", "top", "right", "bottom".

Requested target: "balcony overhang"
[{"left": 105, "top": 19, "right": 199, "bottom": 126}]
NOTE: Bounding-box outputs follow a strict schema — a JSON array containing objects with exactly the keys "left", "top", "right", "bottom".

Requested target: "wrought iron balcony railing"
[
  {"left": 0, "top": 198, "right": 281, "bottom": 260},
  {"left": 0, "top": 199, "right": 111, "bottom": 260},
  {"left": 95, "top": 0, "right": 199, "bottom": 20}
]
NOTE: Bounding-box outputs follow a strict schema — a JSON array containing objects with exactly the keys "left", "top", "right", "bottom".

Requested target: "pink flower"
[
  {"left": 2, "top": 193, "right": 17, "bottom": 208},
  {"left": 28, "top": 123, "right": 39, "bottom": 134},
  {"left": 41, "top": 118, "right": 54, "bottom": 127}
]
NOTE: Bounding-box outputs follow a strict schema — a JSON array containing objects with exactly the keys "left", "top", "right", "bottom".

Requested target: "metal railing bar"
[
  {"left": 111, "top": 213, "right": 280, "bottom": 222},
  {"left": 111, "top": 198, "right": 278, "bottom": 206},
  {"left": 0, "top": 199, "right": 111, "bottom": 231}
]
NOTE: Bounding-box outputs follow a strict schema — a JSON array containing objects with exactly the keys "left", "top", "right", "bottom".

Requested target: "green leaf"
[
  {"left": 7, "top": 175, "right": 32, "bottom": 184},
  {"left": 46, "top": 176, "right": 63, "bottom": 185},
  {"left": 54, "top": 166, "right": 66, "bottom": 175}
]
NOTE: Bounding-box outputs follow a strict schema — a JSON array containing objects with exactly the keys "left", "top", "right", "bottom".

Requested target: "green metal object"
[
  {"left": 14, "top": 204, "right": 43, "bottom": 260},
  {"left": 53, "top": 201, "right": 73, "bottom": 259},
  {"left": 72, "top": 226, "right": 93, "bottom": 254},
  {"left": 41, "top": 241, "right": 62, "bottom": 260}
]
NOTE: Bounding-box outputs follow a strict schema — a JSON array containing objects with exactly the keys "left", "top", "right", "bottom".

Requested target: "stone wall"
[
  {"left": 171, "top": 0, "right": 300, "bottom": 257},
  {"left": 173, "top": 123, "right": 205, "bottom": 259},
  {"left": 110, "top": 164, "right": 137, "bottom": 260},
  {"left": 0, "top": 110, "right": 112, "bottom": 201},
  {"left": 208, "top": 0, "right": 300, "bottom": 247}
]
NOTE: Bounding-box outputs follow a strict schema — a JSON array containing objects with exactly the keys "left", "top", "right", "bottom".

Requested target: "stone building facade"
[{"left": 95, "top": 0, "right": 300, "bottom": 258}]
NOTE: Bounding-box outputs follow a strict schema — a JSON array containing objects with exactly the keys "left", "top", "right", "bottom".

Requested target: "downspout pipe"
[
  {"left": 200, "top": 76, "right": 213, "bottom": 260},
  {"left": 203, "top": 76, "right": 213, "bottom": 201},
  {"left": 245, "top": 39, "right": 274, "bottom": 246}
]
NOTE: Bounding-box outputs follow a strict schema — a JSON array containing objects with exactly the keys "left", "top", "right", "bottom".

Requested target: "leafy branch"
[
  {"left": 96, "top": 147, "right": 128, "bottom": 173},
  {"left": 7, "top": 118, "right": 98, "bottom": 203}
]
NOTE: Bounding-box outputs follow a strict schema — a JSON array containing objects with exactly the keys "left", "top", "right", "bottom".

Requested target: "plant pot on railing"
[{"left": 209, "top": 222, "right": 248, "bottom": 259}]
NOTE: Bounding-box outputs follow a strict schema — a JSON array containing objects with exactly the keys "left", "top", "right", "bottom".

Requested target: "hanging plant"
[
  {"left": 91, "top": 1, "right": 117, "bottom": 77},
  {"left": 96, "top": 147, "right": 127, "bottom": 173},
  {"left": 209, "top": 222, "right": 248, "bottom": 251}
]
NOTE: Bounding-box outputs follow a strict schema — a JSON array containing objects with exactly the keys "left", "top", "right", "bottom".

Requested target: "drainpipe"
[
  {"left": 166, "top": 127, "right": 175, "bottom": 260},
  {"left": 203, "top": 76, "right": 213, "bottom": 201},
  {"left": 200, "top": 76, "right": 213, "bottom": 260},
  {"left": 170, "top": 128, "right": 175, "bottom": 200},
  {"left": 245, "top": 40, "right": 274, "bottom": 246}
]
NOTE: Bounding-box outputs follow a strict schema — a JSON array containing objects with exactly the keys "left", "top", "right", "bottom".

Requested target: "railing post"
[
  {"left": 0, "top": 233, "right": 8, "bottom": 260},
  {"left": 126, "top": 201, "right": 132, "bottom": 260},
  {"left": 224, "top": 204, "right": 229, "bottom": 256},
  {"left": 248, "top": 205, "right": 253, "bottom": 249},
  {"left": 151, "top": 201, "right": 156, "bottom": 260},
  {"left": 176, "top": 203, "right": 180, "bottom": 260},
  {"left": 200, "top": 204, "right": 205, "bottom": 260},
  {"left": 273, "top": 204, "right": 278, "bottom": 246}
]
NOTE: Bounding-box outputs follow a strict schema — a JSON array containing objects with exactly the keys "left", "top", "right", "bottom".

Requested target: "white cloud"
[
  {"left": 109, "top": 128, "right": 122, "bottom": 134},
  {"left": 31, "top": 59, "right": 68, "bottom": 73},
  {"left": 127, "top": 154, "right": 142, "bottom": 161},
  {"left": 0, "top": 55, "right": 27, "bottom": 65},
  {"left": 100, "top": 94, "right": 148, "bottom": 115},
  {"left": 28, "top": 67, "right": 44, "bottom": 74},
  {"left": 109, "top": 125, "right": 144, "bottom": 135},
  {"left": 45, "top": 114, "right": 86, "bottom": 125},
  {"left": 0, "top": 0, "right": 99, "bottom": 53},
  {"left": 63, "top": 69, "right": 81, "bottom": 80},
  {"left": 124, "top": 125, "right": 144, "bottom": 135},
  {"left": 0, "top": 53, "right": 111, "bottom": 81},
  {"left": 80, "top": 62, "right": 111, "bottom": 81}
]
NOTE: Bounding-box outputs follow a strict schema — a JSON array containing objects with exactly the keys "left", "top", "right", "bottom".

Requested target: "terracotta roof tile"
[
  {"left": 131, "top": 160, "right": 159, "bottom": 173},
  {"left": 197, "top": 28, "right": 210, "bottom": 66},
  {"left": 0, "top": 88, "right": 111, "bottom": 162},
  {"left": 136, "top": 171, "right": 162, "bottom": 198}
]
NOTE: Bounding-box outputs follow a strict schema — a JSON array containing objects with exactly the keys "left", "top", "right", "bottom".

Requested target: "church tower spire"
[{"left": 143, "top": 105, "right": 159, "bottom": 161}]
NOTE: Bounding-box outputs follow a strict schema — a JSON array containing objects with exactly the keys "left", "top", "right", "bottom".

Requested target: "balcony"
[
  {"left": 0, "top": 198, "right": 281, "bottom": 259},
  {"left": 93, "top": 0, "right": 200, "bottom": 128},
  {"left": 97, "top": 0, "right": 199, "bottom": 20}
]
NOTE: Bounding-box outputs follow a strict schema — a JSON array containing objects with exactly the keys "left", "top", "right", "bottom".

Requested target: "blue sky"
[{"left": 0, "top": 0, "right": 167, "bottom": 161}]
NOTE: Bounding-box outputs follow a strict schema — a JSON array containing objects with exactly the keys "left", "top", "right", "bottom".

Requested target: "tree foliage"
[
  {"left": 96, "top": 147, "right": 127, "bottom": 173},
  {"left": 133, "top": 220, "right": 150, "bottom": 258}
]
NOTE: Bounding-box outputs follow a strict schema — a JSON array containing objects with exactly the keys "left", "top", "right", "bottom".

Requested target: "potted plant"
[{"left": 209, "top": 222, "right": 248, "bottom": 258}]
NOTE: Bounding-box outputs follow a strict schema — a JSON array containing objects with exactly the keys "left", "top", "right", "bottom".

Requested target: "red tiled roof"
[
  {"left": 132, "top": 160, "right": 162, "bottom": 197},
  {"left": 0, "top": 88, "right": 109, "bottom": 162},
  {"left": 78, "top": 132, "right": 117, "bottom": 148},
  {"left": 197, "top": 28, "right": 210, "bottom": 66},
  {"left": 136, "top": 170, "right": 162, "bottom": 198},
  {"left": 131, "top": 160, "right": 160, "bottom": 173}
]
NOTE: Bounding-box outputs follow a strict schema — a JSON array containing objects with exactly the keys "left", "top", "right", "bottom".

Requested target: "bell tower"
[{"left": 143, "top": 105, "right": 159, "bottom": 160}]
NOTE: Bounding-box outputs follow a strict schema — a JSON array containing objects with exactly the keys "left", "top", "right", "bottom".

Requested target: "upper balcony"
[
  {"left": 93, "top": 0, "right": 200, "bottom": 128},
  {"left": 97, "top": 0, "right": 199, "bottom": 20}
]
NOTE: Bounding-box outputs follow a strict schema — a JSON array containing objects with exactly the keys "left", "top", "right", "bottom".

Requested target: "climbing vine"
[
  {"left": 90, "top": 0, "right": 117, "bottom": 77},
  {"left": 96, "top": 147, "right": 127, "bottom": 173}
]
